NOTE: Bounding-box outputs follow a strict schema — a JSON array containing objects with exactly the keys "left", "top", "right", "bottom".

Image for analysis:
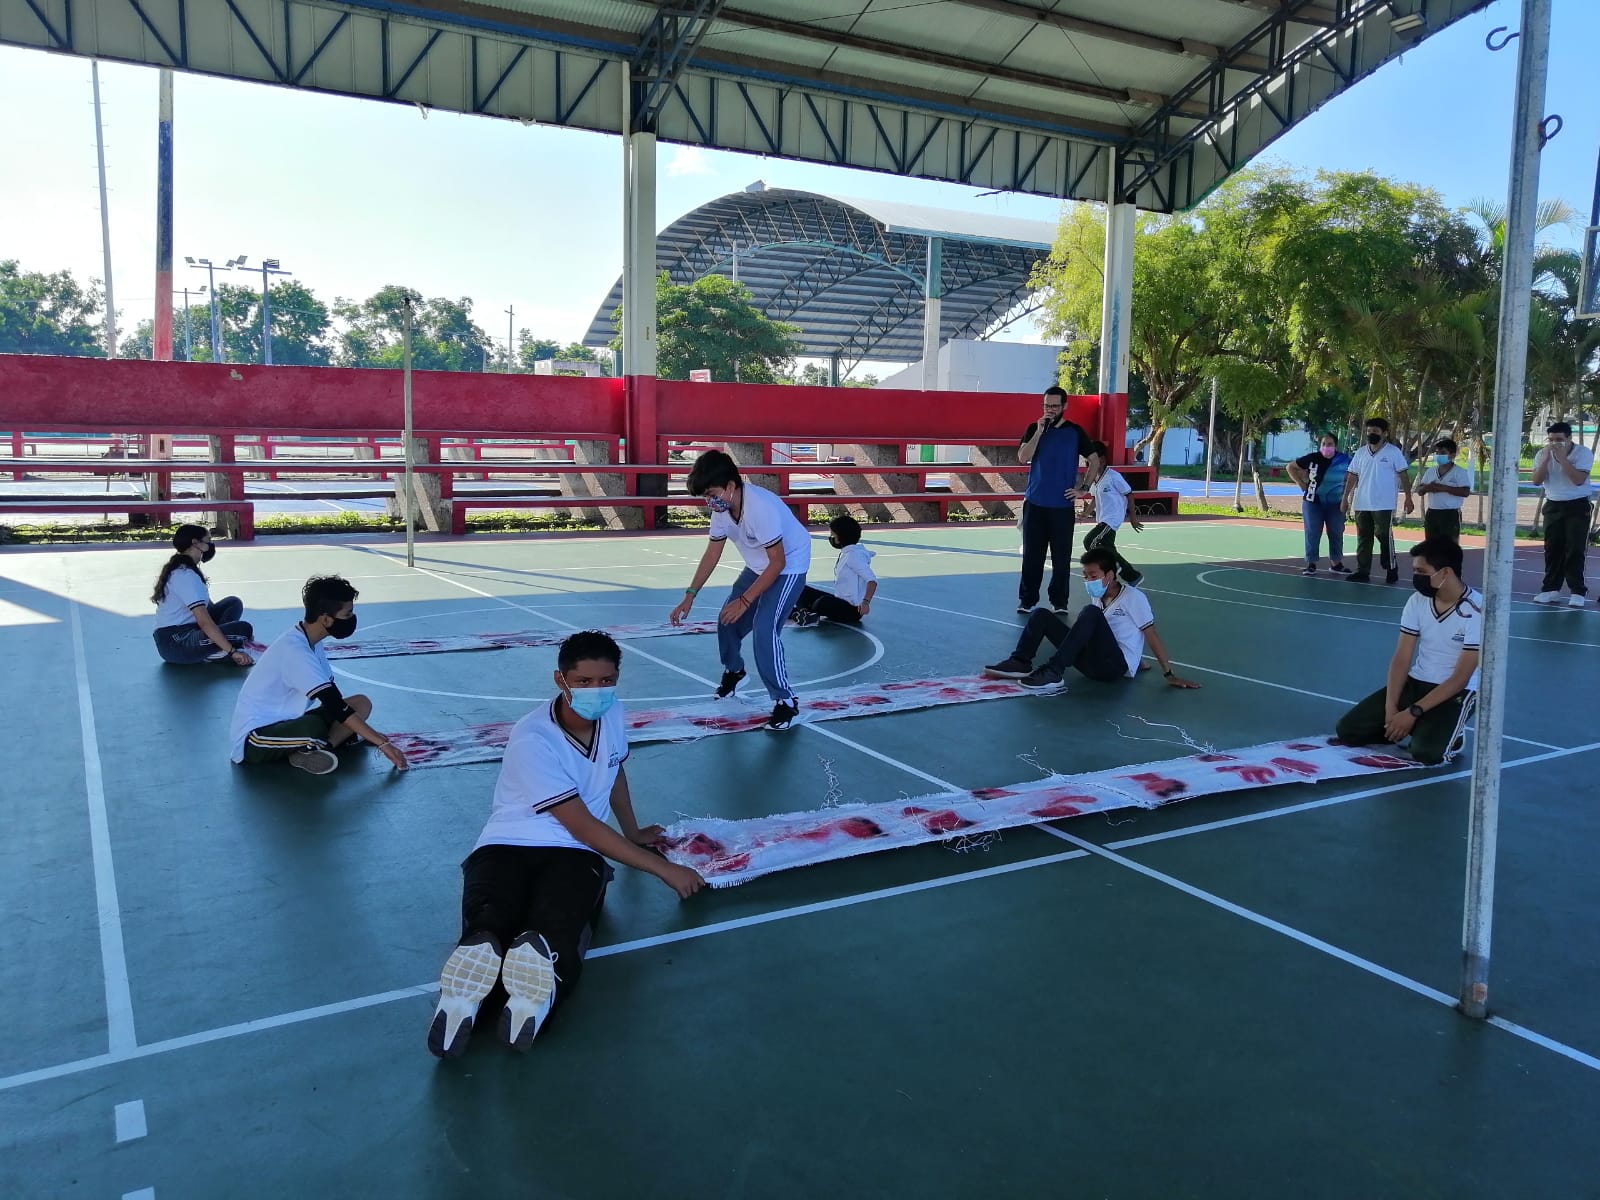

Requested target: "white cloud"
[{"left": 665, "top": 145, "right": 716, "bottom": 177}]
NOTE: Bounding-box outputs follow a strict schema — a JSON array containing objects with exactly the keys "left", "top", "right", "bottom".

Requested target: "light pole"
[
  {"left": 244, "top": 258, "right": 290, "bottom": 364},
  {"left": 177, "top": 285, "right": 205, "bottom": 361},
  {"left": 184, "top": 255, "right": 244, "bottom": 361},
  {"left": 505, "top": 305, "right": 515, "bottom": 372}
]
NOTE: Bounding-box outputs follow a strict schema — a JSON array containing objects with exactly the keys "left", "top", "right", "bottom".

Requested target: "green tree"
[
  {"left": 613, "top": 273, "right": 800, "bottom": 383},
  {"left": 0, "top": 260, "right": 107, "bottom": 356},
  {"left": 335, "top": 286, "right": 493, "bottom": 371}
]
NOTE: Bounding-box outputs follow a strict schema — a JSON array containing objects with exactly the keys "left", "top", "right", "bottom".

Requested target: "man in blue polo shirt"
[{"left": 1016, "top": 385, "right": 1093, "bottom": 614}]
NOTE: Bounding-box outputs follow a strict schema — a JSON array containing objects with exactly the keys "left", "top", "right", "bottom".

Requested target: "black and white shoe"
[
  {"left": 1329, "top": 563, "right": 1352, "bottom": 575},
  {"left": 427, "top": 933, "right": 503, "bottom": 1059},
  {"left": 287, "top": 747, "right": 339, "bottom": 775},
  {"left": 500, "top": 932, "right": 558, "bottom": 1052},
  {"left": 1016, "top": 605, "right": 1034, "bottom": 615},
  {"left": 1018, "top": 665, "right": 1066, "bottom": 693},
  {"left": 714, "top": 669, "right": 746, "bottom": 699},
  {"left": 1300, "top": 564, "right": 1317, "bottom": 576},
  {"left": 984, "top": 657, "right": 1032, "bottom": 679},
  {"left": 765, "top": 700, "right": 800, "bottom": 731},
  {"left": 793, "top": 610, "right": 823, "bottom": 628},
  {"left": 1123, "top": 573, "right": 1145, "bottom": 588}
]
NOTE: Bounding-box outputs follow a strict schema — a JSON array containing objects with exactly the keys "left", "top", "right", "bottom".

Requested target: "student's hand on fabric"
[
  {"left": 669, "top": 597, "right": 693, "bottom": 625},
  {"left": 377, "top": 741, "right": 410, "bottom": 770},
  {"left": 1165, "top": 674, "right": 1201, "bottom": 689},
  {"left": 628, "top": 824, "right": 665, "bottom": 846},
  {"left": 1384, "top": 709, "right": 1417, "bottom": 742},
  {"left": 229, "top": 649, "right": 254, "bottom": 667},
  {"left": 659, "top": 863, "right": 706, "bottom": 899},
  {"left": 719, "top": 595, "right": 750, "bottom": 625}
]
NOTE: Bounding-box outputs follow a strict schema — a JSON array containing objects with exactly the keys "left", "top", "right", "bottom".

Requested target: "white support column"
[
  {"left": 1097, "top": 165, "right": 1135, "bottom": 399},
  {"left": 620, "top": 118, "right": 658, "bottom": 379},
  {"left": 920, "top": 236, "right": 943, "bottom": 391}
]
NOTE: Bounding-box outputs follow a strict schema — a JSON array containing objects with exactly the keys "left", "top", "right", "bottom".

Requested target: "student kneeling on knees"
[
  {"left": 228, "top": 575, "right": 408, "bottom": 775},
  {"left": 1334, "top": 538, "right": 1481, "bottom": 765},
  {"left": 151, "top": 524, "right": 254, "bottom": 666},
  {"left": 983, "top": 548, "right": 1199, "bottom": 692},
  {"left": 427, "top": 631, "right": 704, "bottom": 1059}
]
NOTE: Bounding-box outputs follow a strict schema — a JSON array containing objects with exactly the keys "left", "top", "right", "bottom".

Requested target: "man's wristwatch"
[{"left": 1408, "top": 703, "right": 1425, "bottom": 719}]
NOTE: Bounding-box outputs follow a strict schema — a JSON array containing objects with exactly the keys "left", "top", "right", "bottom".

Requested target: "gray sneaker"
[
  {"left": 1019, "top": 665, "right": 1066, "bottom": 692},
  {"left": 287, "top": 746, "right": 339, "bottom": 775}
]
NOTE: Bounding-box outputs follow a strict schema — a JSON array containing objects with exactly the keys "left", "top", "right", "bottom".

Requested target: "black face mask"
[
  {"left": 327, "top": 613, "right": 358, "bottom": 639},
  {"left": 1412, "top": 574, "right": 1437, "bottom": 597},
  {"left": 200, "top": 545, "right": 216, "bottom": 563},
  {"left": 1366, "top": 432, "right": 1383, "bottom": 445}
]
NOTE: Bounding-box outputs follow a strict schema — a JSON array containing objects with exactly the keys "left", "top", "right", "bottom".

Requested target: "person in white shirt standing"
[
  {"left": 426, "top": 631, "right": 703, "bottom": 1059},
  {"left": 1341, "top": 416, "right": 1414, "bottom": 584},
  {"left": 792, "top": 514, "right": 877, "bottom": 627},
  {"left": 1335, "top": 538, "right": 1481, "bottom": 765},
  {"left": 670, "top": 450, "right": 813, "bottom": 730},
  {"left": 981, "top": 547, "right": 1199, "bottom": 692},
  {"left": 1414, "top": 437, "right": 1472, "bottom": 543},
  {"left": 150, "top": 524, "right": 255, "bottom": 666},
  {"left": 1531, "top": 421, "right": 1595, "bottom": 607},
  {"left": 228, "top": 575, "right": 408, "bottom": 775},
  {"left": 1073, "top": 441, "right": 1144, "bottom": 586}
]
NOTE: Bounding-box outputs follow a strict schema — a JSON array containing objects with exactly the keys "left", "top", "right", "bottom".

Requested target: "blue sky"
[{"left": 2, "top": 0, "right": 1596, "bottom": 364}]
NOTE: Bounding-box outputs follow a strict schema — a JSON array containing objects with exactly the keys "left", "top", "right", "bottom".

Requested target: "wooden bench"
[{"left": 0, "top": 499, "right": 256, "bottom": 539}]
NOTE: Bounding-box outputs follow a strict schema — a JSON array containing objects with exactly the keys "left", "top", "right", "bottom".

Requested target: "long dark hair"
[{"left": 152, "top": 525, "right": 210, "bottom": 604}]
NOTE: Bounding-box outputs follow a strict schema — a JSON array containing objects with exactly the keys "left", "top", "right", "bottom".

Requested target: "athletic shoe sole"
[
  {"left": 427, "top": 938, "right": 503, "bottom": 1059},
  {"left": 983, "top": 666, "right": 1031, "bottom": 679},
  {"left": 1018, "top": 678, "right": 1066, "bottom": 694},
  {"left": 287, "top": 747, "right": 338, "bottom": 775},
  {"left": 500, "top": 934, "right": 557, "bottom": 1052}
]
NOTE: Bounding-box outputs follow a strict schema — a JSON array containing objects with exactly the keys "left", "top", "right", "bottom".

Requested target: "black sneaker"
[
  {"left": 1123, "top": 573, "right": 1145, "bottom": 587},
  {"left": 1300, "top": 564, "right": 1316, "bottom": 576},
  {"left": 1329, "top": 563, "right": 1352, "bottom": 574},
  {"left": 765, "top": 700, "right": 799, "bottom": 731},
  {"left": 983, "top": 656, "right": 1033, "bottom": 679},
  {"left": 794, "top": 610, "right": 822, "bottom": 628},
  {"left": 1018, "top": 665, "right": 1065, "bottom": 692},
  {"left": 1016, "top": 604, "right": 1034, "bottom": 615},
  {"left": 714, "top": 669, "right": 746, "bottom": 699},
  {"left": 1384, "top": 568, "right": 1399, "bottom": 585},
  {"left": 1346, "top": 572, "right": 1371, "bottom": 583}
]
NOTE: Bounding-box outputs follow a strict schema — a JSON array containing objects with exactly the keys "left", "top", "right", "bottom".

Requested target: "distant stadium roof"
[
  {"left": 2, "top": 0, "right": 1493, "bottom": 213},
  {"left": 582, "top": 184, "right": 1056, "bottom": 368}
]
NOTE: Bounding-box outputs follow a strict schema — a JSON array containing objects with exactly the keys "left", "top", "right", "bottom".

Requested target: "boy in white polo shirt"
[
  {"left": 1530, "top": 421, "right": 1595, "bottom": 607},
  {"left": 981, "top": 547, "right": 1199, "bottom": 692},
  {"left": 426, "top": 631, "right": 704, "bottom": 1058},
  {"left": 228, "top": 575, "right": 408, "bottom": 775},
  {"left": 669, "top": 449, "right": 812, "bottom": 731},
  {"left": 1335, "top": 538, "right": 1481, "bottom": 765},
  {"left": 1341, "top": 416, "right": 1414, "bottom": 584},
  {"left": 1414, "top": 437, "right": 1472, "bottom": 543}
]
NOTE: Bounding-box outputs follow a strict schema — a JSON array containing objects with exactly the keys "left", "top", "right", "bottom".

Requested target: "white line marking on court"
[
  {"left": 68, "top": 598, "right": 137, "bottom": 1055},
  {"left": 114, "top": 1099, "right": 147, "bottom": 1143},
  {"left": 1034, "top": 821, "right": 1600, "bottom": 1075},
  {"left": 801, "top": 723, "right": 959, "bottom": 791}
]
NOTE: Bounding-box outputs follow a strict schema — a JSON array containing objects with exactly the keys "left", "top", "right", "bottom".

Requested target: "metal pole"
[
  {"left": 403, "top": 298, "right": 417, "bottom": 569},
  {"left": 505, "top": 305, "right": 514, "bottom": 372},
  {"left": 1460, "top": 0, "right": 1551, "bottom": 1021},
  {"left": 91, "top": 62, "right": 117, "bottom": 358},
  {"left": 261, "top": 265, "right": 272, "bottom": 365},
  {"left": 1204, "top": 375, "right": 1218, "bottom": 499},
  {"left": 181, "top": 289, "right": 193, "bottom": 361},
  {"left": 154, "top": 69, "right": 174, "bottom": 361},
  {"left": 208, "top": 263, "right": 222, "bottom": 362}
]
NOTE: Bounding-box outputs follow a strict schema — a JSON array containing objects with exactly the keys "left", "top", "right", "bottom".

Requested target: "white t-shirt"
[
  {"left": 1090, "top": 469, "right": 1132, "bottom": 530},
  {"left": 473, "top": 698, "right": 630, "bottom": 852},
  {"left": 1347, "top": 443, "right": 1411, "bottom": 511},
  {"left": 709, "top": 483, "right": 812, "bottom": 575},
  {"left": 832, "top": 544, "right": 877, "bottom": 605},
  {"left": 154, "top": 566, "right": 211, "bottom": 629},
  {"left": 1537, "top": 444, "right": 1594, "bottom": 502},
  {"left": 228, "top": 626, "right": 336, "bottom": 762},
  {"left": 1097, "top": 583, "right": 1155, "bottom": 678},
  {"left": 1418, "top": 463, "right": 1471, "bottom": 511},
  {"left": 1399, "top": 587, "right": 1483, "bottom": 686}
]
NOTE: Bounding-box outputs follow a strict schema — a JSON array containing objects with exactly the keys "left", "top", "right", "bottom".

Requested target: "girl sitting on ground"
[
  {"left": 791, "top": 514, "right": 878, "bottom": 626},
  {"left": 151, "top": 524, "right": 254, "bottom": 666}
]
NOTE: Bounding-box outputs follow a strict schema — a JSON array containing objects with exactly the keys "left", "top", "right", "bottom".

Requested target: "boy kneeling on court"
[
  {"left": 1334, "top": 538, "right": 1481, "bottom": 765},
  {"left": 228, "top": 575, "right": 409, "bottom": 775},
  {"left": 427, "top": 630, "right": 705, "bottom": 1058}
]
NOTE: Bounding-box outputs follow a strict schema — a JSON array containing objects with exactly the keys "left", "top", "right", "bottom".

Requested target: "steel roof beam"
[
  {"left": 632, "top": 0, "right": 727, "bottom": 131},
  {"left": 1218, "top": 0, "right": 1338, "bottom": 27}
]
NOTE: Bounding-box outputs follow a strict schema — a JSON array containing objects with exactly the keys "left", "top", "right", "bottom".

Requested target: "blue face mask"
[
  {"left": 1084, "top": 578, "right": 1107, "bottom": 600},
  {"left": 566, "top": 685, "right": 617, "bottom": 720},
  {"left": 706, "top": 495, "right": 731, "bottom": 514},
  {"left": 1434, "top": 454, "right": 1452, "bottom": 466}
]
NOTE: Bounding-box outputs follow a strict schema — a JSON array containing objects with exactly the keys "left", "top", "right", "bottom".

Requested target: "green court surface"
[{"left": 1, "top": 519, "right": 1597, "bottom": 1199}]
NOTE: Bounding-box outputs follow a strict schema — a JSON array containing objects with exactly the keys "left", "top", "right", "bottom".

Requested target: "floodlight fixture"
[{"left": 1391, "top": 13, "right": 1426, "bottom": 35}]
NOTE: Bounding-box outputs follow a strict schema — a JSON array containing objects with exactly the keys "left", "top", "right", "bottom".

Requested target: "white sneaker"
[
  {"left": 1569, "top": 595, "right": 1588, "bottom": 608},
  {"left": 287, "top": 747, "right": 338, "bottom": 775},
  {"left": 427, "top": 936, "right": 503, "bottom": 1058},
  {"left": 1531, "top": 591, "right": 1561, "bottom": 604},
  {"left": 500, "top": 932, "right": 558, "bottom": 1051}
]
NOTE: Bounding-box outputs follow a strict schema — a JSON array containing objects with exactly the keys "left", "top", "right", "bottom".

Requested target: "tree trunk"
[
  {"left": 1251, "top": 436, "right": 1269, "bottom": 511},
  {"left": 1233, "top": 421, "right": 1250, "bottom": 512},
  {"left": 1145, "top": 424, "right": 1167, "bottom": 469}
]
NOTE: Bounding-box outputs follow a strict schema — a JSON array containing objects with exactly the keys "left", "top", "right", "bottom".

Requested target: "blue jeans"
[
  {"left": 718, "top": 568, "right": 808, "bottom": 702},
  {"left": 153, "top": 596, "right": 253, "bottom": 663},
  {"left": 1302, "top": 501, "right": 1346, "bottom": 565}
]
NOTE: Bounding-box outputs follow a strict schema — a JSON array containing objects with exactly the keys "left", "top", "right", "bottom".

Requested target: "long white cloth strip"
[
  {"left": 389, "top": 675, "right": 1030, "bottom": 768},
  {"left": 318, "top": 620, "right": 719, "bottom": 660},
  {"left": 656, "top": 736, "right": 1430, "bottom": 887}
]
